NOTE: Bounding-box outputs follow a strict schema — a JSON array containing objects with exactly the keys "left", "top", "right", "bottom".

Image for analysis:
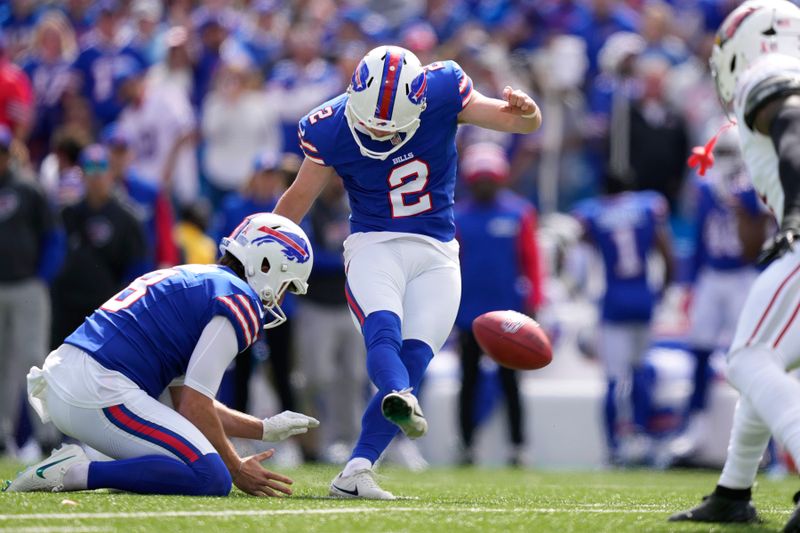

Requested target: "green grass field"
[{"left": 2, "top": 459, "right": 798, "bottom": 532}]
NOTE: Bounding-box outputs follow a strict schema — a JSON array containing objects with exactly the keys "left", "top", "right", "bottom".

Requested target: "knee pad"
[
  {"left": 362, "top": 311, "right": 402, "bottom": 353},
  {"left": 401, "top": 339, "right": 434, "bottom": 386},
  {"left": 192, "top": 453, "right": 232, "bottom": 496},
  {"left": 726, "top": 345, "right": 785, "bottom": 395}
]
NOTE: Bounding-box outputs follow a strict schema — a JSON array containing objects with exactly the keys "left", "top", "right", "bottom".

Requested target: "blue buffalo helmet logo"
[
  {"left": 407, "top": 71, "right": 427, "bottom": 106},
  {"left": 252, "top": 226, "right": 310, "bottom": 264},
  {"left": 351, "top": 59, "right": 370, "bottom": 92}
]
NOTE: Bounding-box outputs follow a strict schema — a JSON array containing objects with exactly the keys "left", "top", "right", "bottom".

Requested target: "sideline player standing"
[
  {"left": 669, "top": 1, "right": 800, "bottom": 529},
  {"left": 273, "top": 45, "right": 541, "bottom": 499},
  {"left": 572, "top": 176, "right": 674, "bottom": 465},
  {"left": 4, "top": 213, "right": 319, "bottom": 497}
]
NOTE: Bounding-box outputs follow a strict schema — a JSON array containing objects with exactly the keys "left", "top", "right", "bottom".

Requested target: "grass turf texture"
[{"left": 1, "top": 459, "right": 798, "bottom": 532}]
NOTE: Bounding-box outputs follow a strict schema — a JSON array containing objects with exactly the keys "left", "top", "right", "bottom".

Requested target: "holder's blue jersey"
[
  {"left": 694, "top": 177, "right": 761, "bottom": 274},
  {"left": 65, "top": 264, "right": 264, "bottom": 398},
  {"left": 297, "top": 60, "right": 474, "bottom": 242},
  {"left": 572, "top": 191, "right": 668, "bottom": 322}
]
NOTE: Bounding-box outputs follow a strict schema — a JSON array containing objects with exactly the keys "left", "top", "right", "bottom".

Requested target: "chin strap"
[{"left": 687, "top": 120, "right": 738, "bottom": 176}]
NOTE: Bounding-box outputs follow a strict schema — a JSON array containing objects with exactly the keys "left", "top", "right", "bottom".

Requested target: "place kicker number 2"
[{"left": 388, "top": 159, "right": 431, "bottom": 218}]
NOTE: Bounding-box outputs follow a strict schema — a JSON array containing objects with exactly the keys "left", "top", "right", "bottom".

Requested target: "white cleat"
[
  {"left": 329, "top": 469, "right": 395, "bottom": 500},
  {"left": 381, "top": 388, "right": 427, "bottom": 439},
  {"left": 4, "top": 444, "right": 89, "bottom": 493}
]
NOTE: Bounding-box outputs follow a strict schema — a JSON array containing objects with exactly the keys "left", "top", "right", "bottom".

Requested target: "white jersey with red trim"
[
  {"left": 733, "top": 54, "right": 800, "bottom": 224},
  {"left": 63, "top": 264, "right": 264, "bottom": 399}
]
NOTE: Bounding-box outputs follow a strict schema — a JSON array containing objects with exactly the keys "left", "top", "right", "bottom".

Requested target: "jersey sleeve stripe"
[
  {"left": 461, "top": 84, "right": 474, "bottom": 108},
  {"left": 235, "top": 294, "right": 260, "bottom": 336},
  {"left": 217, "top": 295, "right": 252, "bottom": 346},
  {"left": 299, "top": 137, "right": 320, "bottom": 154},
  {"left": 304, "top": 153, "right": 326, "bottom": 165}
]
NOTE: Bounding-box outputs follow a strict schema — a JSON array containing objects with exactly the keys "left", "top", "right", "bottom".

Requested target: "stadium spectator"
[
  {"left": 174, "top": 201, "right": 216, "bottom": 265},
  {"left": 0, "top": 126, "right": 62, "bottom": 456},
  {"left": 639, "top": 2, "right": 688, "bottom": 66},
  {"left": 103, "top": 123, "right": 179, "bottom": 270},
  {"left": 70, "top": 0, "right": 146, "bottom": 127},
  {"left": 201, "top": 55, "right": 280, "bottom": 207},
  {"left": 268, "top": 24, "right": 339, "bottom": 157},
  {"left": 146, "top": 25, "right": 193, "bottom": 97},
  {"left": 237, "top": 0, "right": 286, "bottom": 76},
  {"left": 129, "top": 0, "right": 166, "bottom": 66},
  {"left": 115, "top": 60, "right": 198, "bottom": 207},
  {"left": 191, "top": 11, "right": 230, "bottom": 109},
  {"left": 21, "top": 11, "right": 77, "bottom": 164},
  {"left": 0, "top": 29, "right": 33, "bottom": 154},
  {"left": 50, "top": 144, "right": 146, "bottom": 347},
  {"left": 626, "top": 57, "right": 689, "bottom": 209},
  {"left": 569, "top": 0, "right": 639, "bottom": 80},
  {"left": 572, "top": 176, "right": 674, "bottom": 465},
  {"left": 296, "top": 176, "right": 367, "bottom": 462},
  {"left": 0, "top": 0, "right": 39, "bottom": 61},
  {"left": 38, "top": 126, "right": 88, "bottom": 208},
  {"left": 454, "top": 143, "right": 545, "bottom": 466}
]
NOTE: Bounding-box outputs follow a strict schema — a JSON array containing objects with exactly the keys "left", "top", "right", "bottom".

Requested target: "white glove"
[{"left": 261, "top": 410, "right": 320, "bottom": 442}]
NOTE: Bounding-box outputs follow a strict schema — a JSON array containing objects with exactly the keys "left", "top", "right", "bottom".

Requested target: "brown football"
[{"left": 472, "top": 310, "right": 553, "bottom": 370}]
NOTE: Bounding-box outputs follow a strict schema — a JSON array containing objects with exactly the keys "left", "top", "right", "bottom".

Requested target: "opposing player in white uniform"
[
  {"left": 273, "top": 45, "right": 540, "bottom": 498},
  {"left": 3, "top": 213, "right": 319, "bottom": 498},
  {"left": 670, "top": 2, "right": 800, "bottom": 529}
]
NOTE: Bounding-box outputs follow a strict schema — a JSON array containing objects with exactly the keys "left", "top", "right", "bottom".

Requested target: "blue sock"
[
  {"left": 363, "top": 311, "right": 407, "bottom": 392},
  {"left": 632, "top": 364, "right": 655, "bottom": 432},
  {"left": 604, "top": 379, "right": 618, "bottom": 453},
  {"left": 87, "top": 453, "right": 231, "bottom": 496},
  {"left": 350, "top": 339, "right": 434, "bottom": 464},
  {"left": 688, "top": 347, "right": 713, "bottom": 413}
]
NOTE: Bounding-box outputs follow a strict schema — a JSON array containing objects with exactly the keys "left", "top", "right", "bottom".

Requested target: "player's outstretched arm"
[
  {"left": 458, "top": 86, "right": 541, "bottom": 134},
  {"left": 178, "top": 386, "right": 294, "bottom": 497},
  {"left": 273, "top": 158, "right": 337, "bottom": 224}
]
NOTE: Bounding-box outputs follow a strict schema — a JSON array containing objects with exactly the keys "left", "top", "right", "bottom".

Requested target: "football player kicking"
[
  {"left": 4, "top": 213, "right": 319, "bottom": 497},
  {"left": 670, "top": 1, "right": 800, "bottom": 530},
  {"left": 273, "top": 45, "right": 541, "bottom": 499}
]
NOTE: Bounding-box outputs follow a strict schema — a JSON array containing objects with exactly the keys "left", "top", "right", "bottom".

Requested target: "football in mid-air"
[{"left": 472, "top": 310, "right": 552, "bottom": 370}]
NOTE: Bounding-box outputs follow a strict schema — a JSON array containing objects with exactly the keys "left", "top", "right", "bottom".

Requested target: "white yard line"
[{"left": 0, "top": 506, "right": 696, "bottom": 521}]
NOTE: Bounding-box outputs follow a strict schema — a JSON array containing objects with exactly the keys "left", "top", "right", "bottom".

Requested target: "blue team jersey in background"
[
  {"left": 572, "top": 191, "right": 668, "bottom": 323},
  {"left": 693, "top": 177, "right": 760, "bottom": 274},
  {"left": 65, "top": 265, "right": 264, "bottom": 398},
  {"left": 297, "top": 60, "right": 473, "bottom": 242},
  {"left": 455, "top": 190, "right": 535, "bottom": 329}
]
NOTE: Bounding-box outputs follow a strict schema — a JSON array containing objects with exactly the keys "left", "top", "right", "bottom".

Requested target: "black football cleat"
[
  {"left": 784, "top": 490, "right": 800, "bottom": 532},
  {"left": 668, "top": 493, "right": 760, "bottom": 524}
]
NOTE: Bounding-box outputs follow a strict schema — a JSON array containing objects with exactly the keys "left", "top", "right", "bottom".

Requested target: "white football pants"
[{"left": 718, "top": 247, "right": 800, "bottom": 488}]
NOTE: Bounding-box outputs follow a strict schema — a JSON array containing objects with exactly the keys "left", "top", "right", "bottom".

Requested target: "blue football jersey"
[
  {"left": 65, "top": 265, "right": 264, "bottom": 398},
  {"left": 572, "top": 191, "right": 668, "bottom": 322},
  {"left": 694, "top": 177, "right": 760, "bottom": 273},
  {"left": 297, "top": 60, "right": 474, "bottom": 242}
]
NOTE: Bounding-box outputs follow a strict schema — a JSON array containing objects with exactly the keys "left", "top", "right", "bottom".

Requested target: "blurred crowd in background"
[{"left": 0, "top": 0, "right": 769, "bottom": 469}]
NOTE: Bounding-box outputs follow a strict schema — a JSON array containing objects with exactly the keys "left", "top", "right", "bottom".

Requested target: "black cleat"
[
  {"left": 668, "top": 493, "right": 760, "bottom": 523},
  {"left": 784, "top": 490, "right": 800, "bottom": 532}
]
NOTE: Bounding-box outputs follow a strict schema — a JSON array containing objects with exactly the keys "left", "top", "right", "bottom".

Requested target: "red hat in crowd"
[{"left": 461, "top": 142, "right": 510, "bottom": 184}]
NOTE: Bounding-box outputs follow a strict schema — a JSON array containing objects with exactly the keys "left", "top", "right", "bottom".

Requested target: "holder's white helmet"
[
  {"left": 219, "top": 213, "right": 313, "bottom": 328},
  {"left": 710, "top": 0, "right": 800, "bottom": 106},
  {"left": 345, "top": 45, "right": 428, "bottom": 160}
]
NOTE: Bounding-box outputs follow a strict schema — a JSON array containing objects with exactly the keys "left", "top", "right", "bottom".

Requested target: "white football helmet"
[
  {"left": 710, "top": 0, "right": 800, "bottom": 106},
  {"left": 345, "top": 45, "right": 428, "bottom": 160},
  {"left": 219, "top": 213, "right": 313, "bottom": 329}
]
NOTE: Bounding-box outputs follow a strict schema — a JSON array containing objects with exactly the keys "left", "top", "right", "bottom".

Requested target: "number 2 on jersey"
[
  {"left": 101, "top": 269, "right": 180, "bottom": 312},
  {"left": 388, "top": 159, "right": 432, "bottom": 218}
]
